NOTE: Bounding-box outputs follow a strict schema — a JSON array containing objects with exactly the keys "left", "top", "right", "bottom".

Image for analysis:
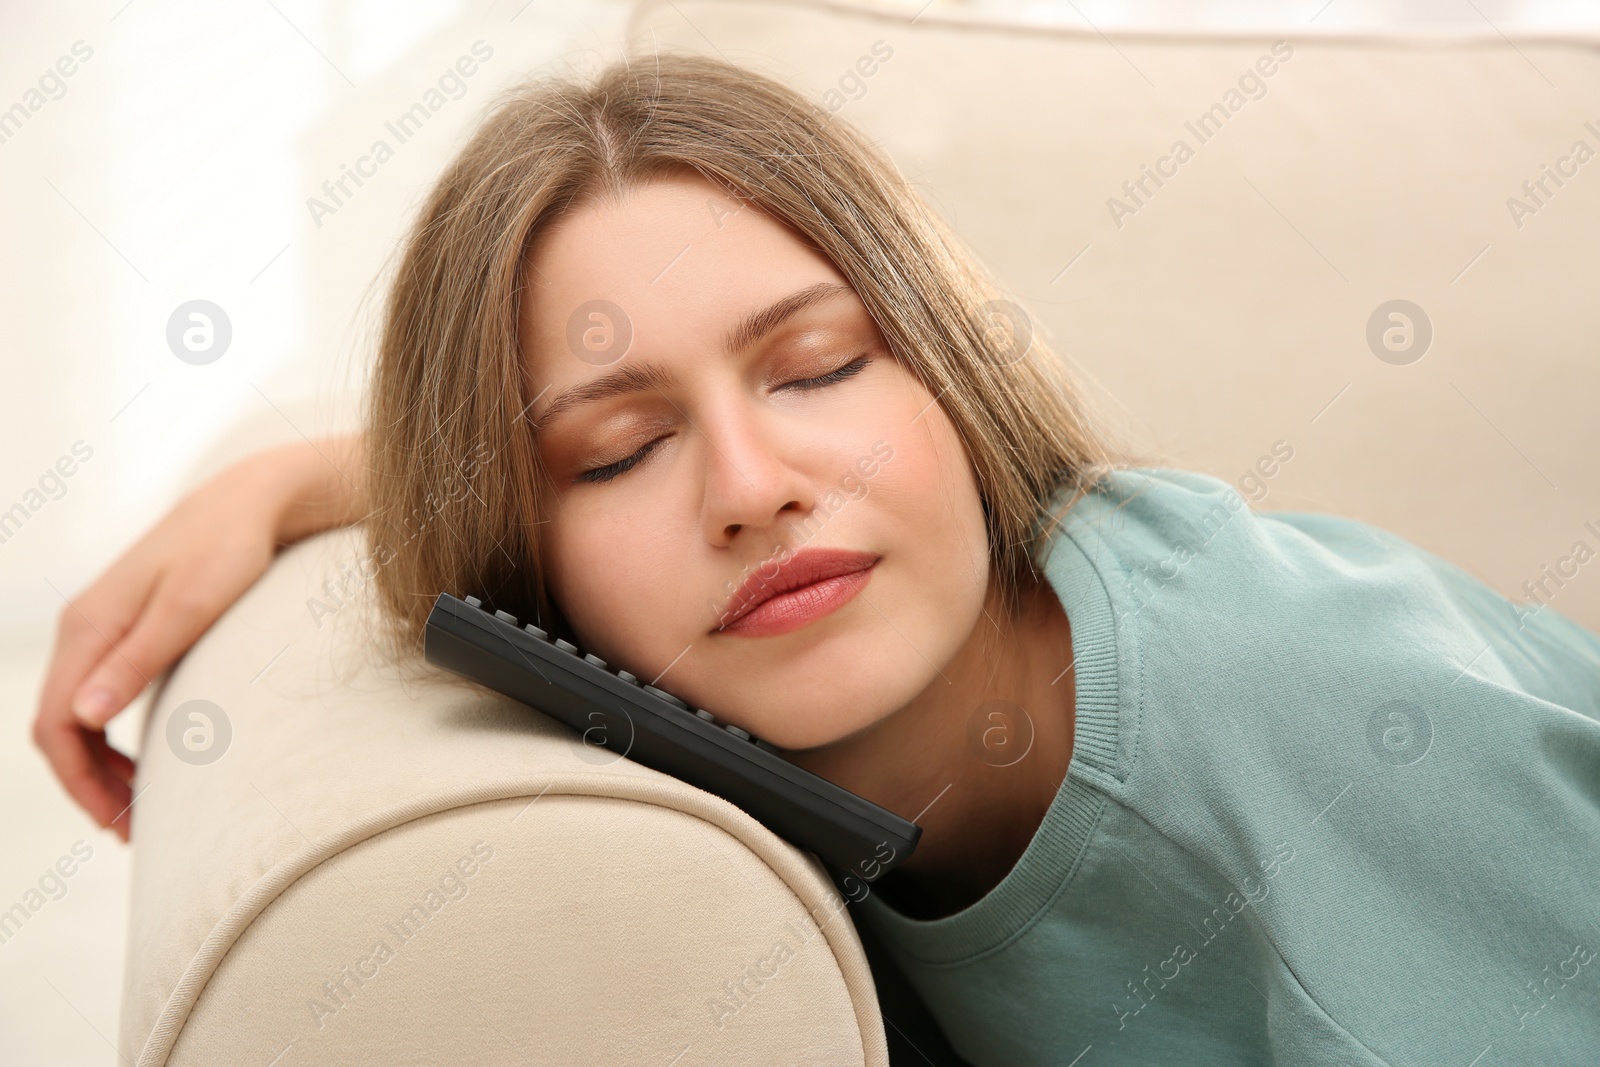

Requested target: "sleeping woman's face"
[{"left": 519, "top": 170, "right": 990, "bottom": 750}]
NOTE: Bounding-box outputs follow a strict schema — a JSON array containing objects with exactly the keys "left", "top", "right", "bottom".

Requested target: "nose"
[{"left": 698, "top": 398, "right": 815, "bottom": 548}]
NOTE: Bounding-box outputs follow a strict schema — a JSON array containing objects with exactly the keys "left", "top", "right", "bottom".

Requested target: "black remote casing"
[{"left": 423, "top": 591, "right": 920, "bottom": 884}]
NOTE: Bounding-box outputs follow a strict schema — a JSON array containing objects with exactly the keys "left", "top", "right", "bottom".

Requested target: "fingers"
[
  {"left": 70, "top": 580, "right": 218, "bottom": 730},
  {"left": 32, "top": 705, "right": 134, "bottom": 843},
  {"left": 41, "top": 562, "right": 157, "bottom": 732},
  {"left": 84, "top": 732, "right": 135, "bottom": 843},
  {"left": 34, "top": 557, "right": 152, "bottom": 844},
  {"left": 102, "top": 741, "right": 137, "bottom": 784}
]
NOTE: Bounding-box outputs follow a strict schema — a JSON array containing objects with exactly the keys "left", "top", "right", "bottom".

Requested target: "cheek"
[
  {"left": 927, "top": 428, "right": 987, "bottom": 569},
  {"left": 869, "top": 394, "right": 988, "bottom": 570},
  {"left": 545, "top": 504, "right": 698, "bottom": 664}
]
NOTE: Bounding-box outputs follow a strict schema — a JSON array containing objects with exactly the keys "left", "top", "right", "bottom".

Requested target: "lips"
[{"left": 716, "top": 547, "right": 880, "bottom": 634}]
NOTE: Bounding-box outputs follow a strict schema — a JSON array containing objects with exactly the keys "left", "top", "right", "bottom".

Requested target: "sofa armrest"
[{"left": 119, "top": 526, "right": 888, "bottom": 1066}]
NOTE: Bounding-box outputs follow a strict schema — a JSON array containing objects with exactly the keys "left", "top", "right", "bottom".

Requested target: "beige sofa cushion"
[{"left": 120, "top": 526, "right": 887, "bottom": 1065}]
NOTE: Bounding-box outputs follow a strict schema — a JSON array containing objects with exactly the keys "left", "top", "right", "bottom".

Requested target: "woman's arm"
[
  {"left": 31, "top": 432, "right": 365, "bottom": 842},
  {"left": 269, "top": 431, "right": 366, "bottom": 545}
]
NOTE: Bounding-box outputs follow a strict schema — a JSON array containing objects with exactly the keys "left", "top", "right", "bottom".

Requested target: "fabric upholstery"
[{"left": 120, "top": 526, "right": 886, "bottom": 1065}]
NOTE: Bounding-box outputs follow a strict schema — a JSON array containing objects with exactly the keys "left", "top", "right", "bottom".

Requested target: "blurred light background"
[{"left": 1, "top": 1, "right": 1595, "bottom": 1062}]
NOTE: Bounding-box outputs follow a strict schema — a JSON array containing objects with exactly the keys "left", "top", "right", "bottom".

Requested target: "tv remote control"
[{"left": 424, "top": 591, "right": 921, "bottom": 884}]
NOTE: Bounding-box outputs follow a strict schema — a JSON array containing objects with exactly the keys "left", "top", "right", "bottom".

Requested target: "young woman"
[{"left": 36, "top": 54, "right": 1600, "bottom": 1066}]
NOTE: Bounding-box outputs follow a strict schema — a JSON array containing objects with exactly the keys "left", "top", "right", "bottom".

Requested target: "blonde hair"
[{"left": 358, "top": 51, "right": 1130, "bottom": 666}]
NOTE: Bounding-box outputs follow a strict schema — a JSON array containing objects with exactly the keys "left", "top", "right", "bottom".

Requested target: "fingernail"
[{"left": 73, "top": 688, "right": 117, "bottom": 726}]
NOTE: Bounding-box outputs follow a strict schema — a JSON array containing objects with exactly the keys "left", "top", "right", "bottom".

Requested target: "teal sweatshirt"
[{"left": 854, "top": 467, "right": 1600, "bottom": 1066}]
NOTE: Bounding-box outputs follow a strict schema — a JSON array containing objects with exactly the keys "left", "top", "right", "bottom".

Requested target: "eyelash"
[
  {"left": 575, "top": 353, "right": 873, "bottom": 485},
  {"left": 789, "top": 351, "right": 871, "bottom": 391}
]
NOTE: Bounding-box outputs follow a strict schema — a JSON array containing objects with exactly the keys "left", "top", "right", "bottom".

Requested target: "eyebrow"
[{"left": 532, "top": 280, "right": 856, "bottom": 431}]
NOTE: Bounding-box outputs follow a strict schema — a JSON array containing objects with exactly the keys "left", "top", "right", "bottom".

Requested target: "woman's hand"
[{"left": 31, "top": 434, "right": 363, "bottom": 842}]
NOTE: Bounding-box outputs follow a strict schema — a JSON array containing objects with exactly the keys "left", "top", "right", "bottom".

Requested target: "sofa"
[
  {"left": 119, "top": 2, "right": 1600, "bottom": 1064},
  {"left": 119, "top": 523, "right": 911, "bottom": 1065}
]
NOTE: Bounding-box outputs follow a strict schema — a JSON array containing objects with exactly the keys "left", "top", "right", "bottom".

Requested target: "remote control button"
[
  {"left": 465, "top": 595, "right": 482, "bottom": 607},
  {"left": 617, "top": 670, "right": 639, "bottom": 684},
  {"left": 725, "top": 725, "right": 751, "bottom": 741},
  {"left": 643, "top": 685, "right": 688, "bottom": 710},
  {"left": 494, "top": 609, "right": 518, "bottom": 625},
  {"left": 554, "top": 638, "right": 578, "bottom": 654},
  {"left": 584, "top": 653, "right": 607, "bottom": 669},
  {"left": 524, "top": 624, "right": 548, "bottom": 640},
  {"left": 695, "top": 709, "right": 716, "bottom": 723}
]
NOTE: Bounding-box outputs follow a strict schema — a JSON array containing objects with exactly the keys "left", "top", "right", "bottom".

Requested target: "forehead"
[{"left": 518, "top": 173, "right": 850, "bottom": 380}]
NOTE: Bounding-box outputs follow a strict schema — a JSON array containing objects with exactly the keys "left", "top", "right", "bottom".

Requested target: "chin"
[
  {"left": 726, "top": 624, "right": 946, "bottom": 750},
  {"left": 752, "top": 710, "right": 874, "bottom": 753},
  {"left": 742, "top": 671, "right": 911, "bottom": 751}
]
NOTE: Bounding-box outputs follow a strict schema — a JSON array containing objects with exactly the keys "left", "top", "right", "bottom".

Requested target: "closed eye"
[
  {"left": 781, "top": 352, "right": 871, "bottom": 391},
  {"left": 576, "top": 354, "right": 872, "bottom": 485},
  {"left": 576, "top": 436, "right": 667, "bottom": 484}
]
